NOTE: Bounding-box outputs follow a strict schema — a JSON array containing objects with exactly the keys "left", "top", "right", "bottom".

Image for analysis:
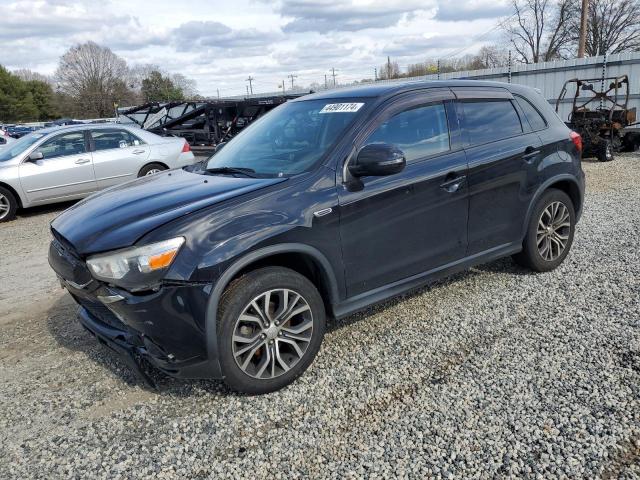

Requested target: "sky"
[{"left": 1, "top": 0, "right": 512, "bottom": 97}]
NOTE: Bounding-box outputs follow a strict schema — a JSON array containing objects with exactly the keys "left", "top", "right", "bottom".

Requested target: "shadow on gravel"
[
  {"left": 17, "top": 200, "right": 76, "bottom": 219},
  {"left": 45, "top": 256, "right": 525, "bottom": 395}
]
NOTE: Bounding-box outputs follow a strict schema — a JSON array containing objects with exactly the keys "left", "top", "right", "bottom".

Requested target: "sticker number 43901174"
[{"left": 319, "top": 103, "right": 364, "bottom": 113}]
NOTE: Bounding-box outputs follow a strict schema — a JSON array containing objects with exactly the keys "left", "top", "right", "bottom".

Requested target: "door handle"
[
  {"left": 522, "top": 147, "right": 541, "bottom": 163},
  {"left": 132, "top": 149, "right": 146, "bottom": 155},
  {"left": 440, "top": 174, "right": 466, "bottom": 193},
  {"left": 75, "top": 158, "right": 91, "bottom": 165}
]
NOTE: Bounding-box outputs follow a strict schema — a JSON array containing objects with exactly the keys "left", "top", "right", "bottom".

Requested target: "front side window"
[
  {"left": 461, "top": 100, "right": 523, "bottom": 146},
  {"left": 91, "top": 129, "right": 143, "bottom": 151},
  {"left": 206, "top": 99, "right": 366, "bottom": 177},
  {"left": 365, "top": 103, "right": 450, "bottom": 162},
  {"left": 514, "top": 95, "right": 547, "bottom": 131},
  {"left": 37, "top": 131, "right": 87, "bottom": 159}
]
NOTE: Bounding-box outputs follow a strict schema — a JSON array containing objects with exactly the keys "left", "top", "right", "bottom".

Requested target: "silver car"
[{"left": 0, "top": 124, "right": 195, "bottom": 222}]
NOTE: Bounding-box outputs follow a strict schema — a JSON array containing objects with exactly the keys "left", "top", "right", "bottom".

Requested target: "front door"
[
  {"left": 338, "top": 93, "right": 469, "bottom": 297},
  {"left": 19, "top": 130, "right": 97, "bottom": 204}
]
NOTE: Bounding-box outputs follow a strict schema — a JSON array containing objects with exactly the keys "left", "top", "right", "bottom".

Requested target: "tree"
[
  {"left": 13, "top": 69, "right": 52, "bottom": 84},
  {"left": 25, "top": 80, "right": 58, "bottom": 120},
  {"left": 141, "top": 71, "right": 184, "bottom": 102},
  {"left": 505, "top": 0, "right": 575, "bottom": 63},
  {"left": 0, "top": 66, "right": 38, "bottom": 122},
  {"left": 170, "top": 73, "right": 198, "bottom": 98},
  {"left": 55, "top": 42, "right": 134, "bottom": 118},
  {"left": 378, "top": 58, "right": 401, "bottom": 79},
  {"left": 579, "top": 0, "right": 640, "bottom": 56}
]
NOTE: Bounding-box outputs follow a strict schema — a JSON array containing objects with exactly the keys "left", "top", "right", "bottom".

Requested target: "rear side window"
[
  {"left": 365, "top": 103, "right": 450, "bottom": 162},
  {"left": 91, "top": 129, "right": 144, "bottom": 151},
  {"left": 514, "top": 95, "right": 547, "bottom": 131},
  {"left": 461, "top": 100, "right": 523, "bottom": 146}
]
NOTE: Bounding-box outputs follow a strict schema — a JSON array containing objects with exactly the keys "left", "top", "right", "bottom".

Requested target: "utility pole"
[
  {"left": 577, "top": 0, "right": 588, "bottom": 58},
  {"left": 288, "top": 74, "right": 298, "bottom": 89},
  {"left": 374, "top": 67, "right": 377, "bottom": 81},
  {"left": 387, "top": 56, "right": 391, "bottom": 79},
  {"left": 246, "top": 85, "right": 249, "bottom": 96},
  {"left": 330, "top": 68, "right": 337, "bottom": 87},
  {"left": 281, "top": 80, "right": 285, "bottom": 96},
  {"left": 324, "top": 74, "right": 328, "bottom": 89},
  {"left": 216, "top": 88, "right": 220, "bottom": 99},
  {"left": 246, "top": 76, "right": 254, "bottom": 95}
]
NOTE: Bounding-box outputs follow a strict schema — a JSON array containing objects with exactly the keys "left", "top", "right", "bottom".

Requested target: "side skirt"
[{"left": 332, "top": 242, "right": 522, "bottom": 320}]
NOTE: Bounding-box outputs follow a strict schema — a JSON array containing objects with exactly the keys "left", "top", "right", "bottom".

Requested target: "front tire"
[
  {"left": 0, "top": 186, "right": 18, "bottom": 223},
  {"left": 513, "top": 189, "right": 576, "bottom": 272},
  {"left": 217, "top": 267, "right": 326, "bottom": 394}
]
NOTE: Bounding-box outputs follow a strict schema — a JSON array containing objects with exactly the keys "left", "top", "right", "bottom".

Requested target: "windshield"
[
  {"left": 206, "top": 99, "right": 366, "bottom": 176},
  {"left": 0, "top": 132, "right": 46, "bottom": 162}
]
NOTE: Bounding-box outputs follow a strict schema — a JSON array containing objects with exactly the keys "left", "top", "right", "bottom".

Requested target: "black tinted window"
[
  {"left": 514, "top": 95, "right": 547, "bottom": 131},
  {"left": 461, "top": 100, "right": 522, "bottom": 145},
  {"left": 366, "top": 103, "right": 450, "bottom": 162},
  {"left": 91, "top": 129, "right": 144, "bottom": 151},
  {"left": 38, "top": 132, "right": 86, "bottom": 159}
]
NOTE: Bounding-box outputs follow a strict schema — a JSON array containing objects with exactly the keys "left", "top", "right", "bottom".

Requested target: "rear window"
[
  {"left": 91, "top": 129, "right": 144, "bottom": 151},
  {"left": 514, "top": 95, "right": 547, "bottom": 131},
  {"left": 461, "top": 100, "right": 523, "bottom": 146}
]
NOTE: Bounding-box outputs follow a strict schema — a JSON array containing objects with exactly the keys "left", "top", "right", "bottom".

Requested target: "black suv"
[{"left": 49, "top": 81, "right": 585, "bottom": 393}]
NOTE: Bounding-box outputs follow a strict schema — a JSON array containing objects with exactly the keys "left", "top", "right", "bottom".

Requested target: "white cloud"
[{"left": 0, "top": 0, "right": 511, "bottom": 97}]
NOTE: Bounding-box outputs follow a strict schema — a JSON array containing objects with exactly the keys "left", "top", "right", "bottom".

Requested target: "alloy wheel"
[
  {"left": 232, "top": 289, "right": 313, "bottom": 379},
  {"left": 537, "top": 201, "right": 571, "bottom": 261},
  {"left": 145, "top": 169, "right": 161, "bottom": 176},
  {"left": 0, "top": 193, "right": 9, "bottom": 220}
]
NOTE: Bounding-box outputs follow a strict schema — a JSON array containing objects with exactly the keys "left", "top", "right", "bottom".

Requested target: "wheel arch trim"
[
  {"left": 521, "top": 174, "right": 584, "bottom": 240},
  {"left": 203, "top": 243, "right": 340, "bottom": 377}
]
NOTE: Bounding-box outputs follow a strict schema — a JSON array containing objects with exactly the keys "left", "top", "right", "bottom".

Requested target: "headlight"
[{"left": 86, "top": 237, "right": 185, "bottom": 290}]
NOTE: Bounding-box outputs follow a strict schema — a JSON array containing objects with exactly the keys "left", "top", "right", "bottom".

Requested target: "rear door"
[
  {"left": 89, "top": 128, "right": 150, "bottom": 189},
  {"left": 338, "top": 90, "right": 469, "bottom": 297},
  {"left": 453, "top": 87, "right": 543, "bottom": 255},
  {"left": 19, "top": 130, "right": 97, "bottom": 204}
]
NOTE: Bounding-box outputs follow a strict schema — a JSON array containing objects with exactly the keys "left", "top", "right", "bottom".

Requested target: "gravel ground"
[{"left": 0, "top": 154, "right": 639, "bottom": 479}]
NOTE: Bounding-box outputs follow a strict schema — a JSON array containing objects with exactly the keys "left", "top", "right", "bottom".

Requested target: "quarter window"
[
  {"left": 461, "top": 100, "right": 523, "bottom": 146},
  {"left": 514, "top": 95, "right": 547, "bottom": 131},
  {"left": 365, "top": 103, "right": 450, "bottom": 162},
  {"left": 91, "top": 129, "right": 144, "bottom": 151},
  {"left": 37, "top": 132, "right": 86, "bottom": 159}
]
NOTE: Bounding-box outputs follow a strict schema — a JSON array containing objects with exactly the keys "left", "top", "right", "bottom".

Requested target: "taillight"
[
  {"left": 182, "top": 141, "right": 191, "bottom": 153},
  {"left": 570, "top": 131, "right": 582, "bottom": 154}
]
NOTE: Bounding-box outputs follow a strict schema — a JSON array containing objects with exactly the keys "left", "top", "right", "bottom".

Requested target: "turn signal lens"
[{"left": 147, "top": 249, "right": 179, "bottom": 271}]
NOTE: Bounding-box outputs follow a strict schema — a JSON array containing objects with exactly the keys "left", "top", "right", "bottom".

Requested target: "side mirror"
[
  {"left": 215, "top": 142, "right": 227, "bottom": 153},
  {"left": 28, "top": 151, "right": 44, "bottom": 162},
  {"left": 349, "top": 143, "right": 406, "bottom": 178}
]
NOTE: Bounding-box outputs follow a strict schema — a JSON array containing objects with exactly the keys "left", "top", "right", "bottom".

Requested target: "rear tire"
[
  {"left": 217, "top": 267, "right": 326, "bottom": 394},
  {"left": 513, "top": 189, "right": 576, "bottom": 272},
  {"left": 138, "top": 163, "right": 167, "bottom": 177},
  {"left": 596, "top": 139, "right": 614, "bottom": 162},
  {"left": 0, "top": 186, "right": 18, "bottom": 223}
]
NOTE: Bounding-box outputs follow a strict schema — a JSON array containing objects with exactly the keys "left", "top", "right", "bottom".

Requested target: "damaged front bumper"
[{"left": 50, "top": 238, "right": 221, "bottom": 384}]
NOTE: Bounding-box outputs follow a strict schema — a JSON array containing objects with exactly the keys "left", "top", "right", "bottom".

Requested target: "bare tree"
[
  {"left": 13, "top": 69, "right": 53, "bottom": 84},
  {"left": 582, "top": 0, "right": 640, "bottom": 56},
  {"left": 55, "top": 42, "right": 134, "bottom": 118},
  {"left": 506, "top": 0, "right": 575, "bottom": 63},
  {"left": 171, "top": 73, "right": 198, "bottom": 99}
]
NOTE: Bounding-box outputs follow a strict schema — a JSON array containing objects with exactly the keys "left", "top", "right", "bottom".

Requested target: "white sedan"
[{"left": 0, "top": 124, "right": 195, "bottom": 222}]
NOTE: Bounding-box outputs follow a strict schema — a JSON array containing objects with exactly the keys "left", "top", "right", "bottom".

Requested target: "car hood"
[{"left": 51, "top": 168, "right": 287, "bottom": 255}]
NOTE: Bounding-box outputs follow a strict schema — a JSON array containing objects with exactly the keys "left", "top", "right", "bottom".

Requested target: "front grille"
[{"left": 73, "top": 295, "right": 127, "bottom": 330}]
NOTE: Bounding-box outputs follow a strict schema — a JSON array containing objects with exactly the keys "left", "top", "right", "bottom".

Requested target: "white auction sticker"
[{"left": 319, "top": 102, "right": 364, "bottom": 113}]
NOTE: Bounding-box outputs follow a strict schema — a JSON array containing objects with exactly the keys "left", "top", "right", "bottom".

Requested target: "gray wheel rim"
[
  {"left": 232, "top": 289, "right": 313, "bottom": 379},
  {"left": 537, "top": 201, "right": 570, "bottom": 262},
  {"left": 145, "top": 168, "right": 161, "bottom": 175},
  {"left": 0, "top": 193, "right": 10, "bottom": 220}
]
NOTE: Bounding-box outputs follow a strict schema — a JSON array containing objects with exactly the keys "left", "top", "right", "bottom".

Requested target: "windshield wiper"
[{"left": 205, "top": 166, "right": 257, "bottom": 178}]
